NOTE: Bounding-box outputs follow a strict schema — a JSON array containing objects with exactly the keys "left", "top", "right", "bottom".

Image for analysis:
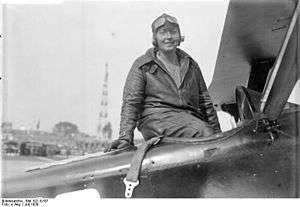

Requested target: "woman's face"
[{"left": 155, "top": 22, "right": 180, "bottom": 53}]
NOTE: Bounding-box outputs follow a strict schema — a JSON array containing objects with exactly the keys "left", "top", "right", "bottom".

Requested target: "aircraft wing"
[{"left": 208, "top": 0, "right": 297, "bottom": 108}]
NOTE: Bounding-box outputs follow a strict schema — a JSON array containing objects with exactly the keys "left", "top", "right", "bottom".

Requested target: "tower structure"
[{"left": 97, "top": 62, "right": 112, "bottom": 141}]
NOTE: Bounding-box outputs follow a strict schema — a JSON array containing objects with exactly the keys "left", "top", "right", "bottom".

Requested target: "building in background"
[{"left": 1, "top": 122, "right": 104, "bottom": 157}]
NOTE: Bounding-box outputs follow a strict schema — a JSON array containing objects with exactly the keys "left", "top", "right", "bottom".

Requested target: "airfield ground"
[{"left": 1, "top": 155, "right": 55, "bottom": 180}]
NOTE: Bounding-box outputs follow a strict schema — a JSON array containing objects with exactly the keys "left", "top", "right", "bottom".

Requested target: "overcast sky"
[
  {"left": 3, "top": 0, "right": 299, "bottom": 138},
  {"left": 2, "top": 1, "right": 229, "bottom": 138}
]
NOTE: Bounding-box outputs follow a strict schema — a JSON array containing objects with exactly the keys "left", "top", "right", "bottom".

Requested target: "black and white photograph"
[{"left": 0, "top": 0, "right": 299, "bottom": 202}]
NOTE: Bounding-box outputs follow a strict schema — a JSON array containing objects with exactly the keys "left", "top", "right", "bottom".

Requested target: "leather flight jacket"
[{"left": 119, "top": 47, "right": 221, "bottom": 143}]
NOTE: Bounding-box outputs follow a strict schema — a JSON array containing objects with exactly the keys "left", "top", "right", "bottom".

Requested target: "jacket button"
[{"left": 149, "top": 65, "right": 158, "bottom": 73}]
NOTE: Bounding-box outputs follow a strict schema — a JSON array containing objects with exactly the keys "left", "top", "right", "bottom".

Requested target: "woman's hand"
[{"left": 104, "top": 139, "right": 132, "bottom": 152}]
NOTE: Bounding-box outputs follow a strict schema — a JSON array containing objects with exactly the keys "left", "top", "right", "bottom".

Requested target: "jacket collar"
[
  {"left": 136, "top": 47, "right": 192, "bottom": 68},
  {"left": 136, "top": 47, "right": 193, "bottom": 88}
]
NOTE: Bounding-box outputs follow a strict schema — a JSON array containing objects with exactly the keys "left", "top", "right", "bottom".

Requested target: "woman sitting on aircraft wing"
[{"left": 105, "top": 13, "right": 221, "bottom": 152}]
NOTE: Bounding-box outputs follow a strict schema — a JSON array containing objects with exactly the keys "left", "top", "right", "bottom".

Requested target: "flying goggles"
[{"left": 152, "top": 13, "right": 185, "bottom": 43}]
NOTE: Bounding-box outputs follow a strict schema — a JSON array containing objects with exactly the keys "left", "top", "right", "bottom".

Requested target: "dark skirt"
[{"left": 138, "top": 110, "right": 214, "bottom": 140}]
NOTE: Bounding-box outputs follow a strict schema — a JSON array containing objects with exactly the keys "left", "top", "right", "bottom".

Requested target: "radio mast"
[{"left": 97, "top": 62, "right": 112, "bottom": 141}]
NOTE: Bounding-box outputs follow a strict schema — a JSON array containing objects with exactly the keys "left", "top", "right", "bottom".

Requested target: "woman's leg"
[{"left": 140, "top": 111, "right": 214, "bottom": 140}]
